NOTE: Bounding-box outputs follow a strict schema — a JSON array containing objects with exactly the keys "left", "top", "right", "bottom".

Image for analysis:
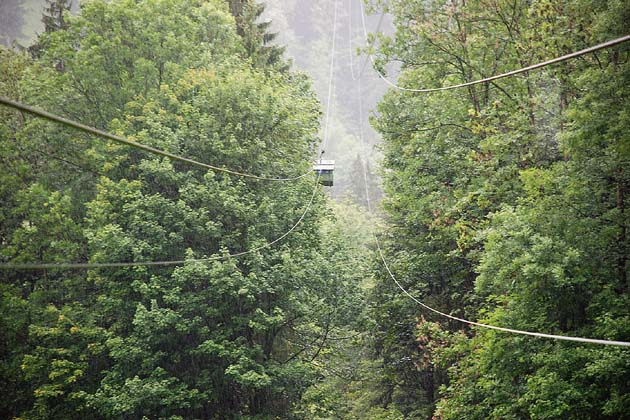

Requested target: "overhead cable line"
[
  {"left": 0, "top": 96, "right": 312, "bottom": 182},
  {"left": 0, "top": 179, "right": 321, "bottom": 270},
  {"left": 0, "top": 0, "right": 341, "bottom": 271},
  {"left": 353, "top": 57, "right": 630, "bottom": 348},
  {"left": 321, "top": 0, "right": 340, "bottom": 154},
  {"left": 375, "top": 243, "right": 630, "bottom": 347},
  {"left": 348, "top": 0, "right": 385, "bottom": 81},
  {"left": 355, "top": 1, "right": 630, "bottom": 92},
  {"left": 349, "top": 2, "right": 552, "bottom": 109}
]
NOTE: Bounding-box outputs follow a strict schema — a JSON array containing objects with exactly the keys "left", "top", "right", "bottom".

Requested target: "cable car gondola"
[{"left": 313, "top": 159, "right": 334, "bottom": 186}]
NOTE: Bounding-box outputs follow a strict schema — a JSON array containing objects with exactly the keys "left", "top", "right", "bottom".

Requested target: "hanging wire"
[
  {"left": 0, "top": 0, "right": 342, "bottom": 271},
  {"left": 348, "top": 0, "right": 386, "bottom": 81},
  {"left": 0, "top": 96, "right": 312, "bottom": 182},
  {"left": 353, "top": 45, "right": 630, "bottom": 348},
  {"left": 374, "top": 241, "right": 630, "bottom": 347},
  {"left": 0, "top": 178, "right": 322, "bottom": 270},
  {"left": 321, "top": 0, "right": 339, "bottom": 155},
  {"left": 354, "top": 1, "right": 630, "bottom": 92}
]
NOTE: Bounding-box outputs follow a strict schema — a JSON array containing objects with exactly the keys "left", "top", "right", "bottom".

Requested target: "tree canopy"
[
  {"left": 0, "top": 1, "right": 368, "bottom": 418},
  {"left": 362, "top": 0, "right": 630, "bottom": 418},
  {"left": 1, "top": 0, "right": 629, "bottom": 419}
]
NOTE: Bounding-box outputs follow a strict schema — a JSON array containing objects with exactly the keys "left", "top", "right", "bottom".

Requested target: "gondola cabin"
[{"left": 314, "top": 160, "right": 335, "bottom": 186}]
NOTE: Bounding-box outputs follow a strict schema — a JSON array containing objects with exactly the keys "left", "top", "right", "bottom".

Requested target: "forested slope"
[
  {"left": 2, "top": 0, "right": 630, "bottom": 419},
  {"left": 1, "top": 0, "right": 388, "bottom": 205},
  {"left": 0, "top": 1, "right": 370, "bottom": 418}
]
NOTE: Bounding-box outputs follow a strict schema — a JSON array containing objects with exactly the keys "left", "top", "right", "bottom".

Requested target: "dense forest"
[{"left": 1, "top": 0, "right": 629, "bottom": 419}]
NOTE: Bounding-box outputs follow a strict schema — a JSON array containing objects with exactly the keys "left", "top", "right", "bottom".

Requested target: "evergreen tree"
[
  {"left": 227, "top": 0, "right": 289, "bottom": 71},
  {"left": 28, "top": 0, "right": 72, "bottom": 60}
]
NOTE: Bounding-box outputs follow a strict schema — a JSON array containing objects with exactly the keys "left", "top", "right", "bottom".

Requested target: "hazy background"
[{"left": 262, "top": 0, "right": 392, "bottom": 203}]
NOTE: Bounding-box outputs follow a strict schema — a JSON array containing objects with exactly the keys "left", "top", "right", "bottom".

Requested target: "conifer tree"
[
  {"left": 227, "top": 0, "right": 289, "bottom": 70},
  {"left": 42, "top": 0, "right": 72, "bottom": 33},
  {"left": 28, "top": 0, "right": 72, "bottom": 60}
]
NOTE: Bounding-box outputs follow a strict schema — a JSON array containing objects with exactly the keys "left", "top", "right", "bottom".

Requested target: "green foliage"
[
  {"left": 0, "top": 0, "right": 367, "bottom": 418},
  {"left": 227, "top": 0, "right": 289, "bottom": 71},
  {"left": 369, "top": 0, "right": 630, "bottom": 418},
  {"left": 19, "top": 304, "right": 108, "bottom": 419},
  {"left": 3, "top": 0, "right": 630, "bottom": 418}
]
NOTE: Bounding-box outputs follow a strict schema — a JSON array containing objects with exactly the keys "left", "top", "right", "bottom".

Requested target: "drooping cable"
[
  {"left": 0, "top": 179, "right": 322, "bottom": 270},
  {"left": 0, "top": 96, "right": 312, "bottom": 182},
  {"left": 349, "top": 2, "right": 540, "bottom": 106},
  {"left": 348, "top": 0, "right": 358, "bottom": 80},
  {"left": 354, "top": 58, "right": 630, "bottom": 348},
  {"left": 355, "top": 1, "right": 630, "bottom": 92},
  {"left": 0, "top": 0, "right": 341, "bottom": 271},
  {"left": 375, "top": 242, "right": 630, "bottom": 346}
]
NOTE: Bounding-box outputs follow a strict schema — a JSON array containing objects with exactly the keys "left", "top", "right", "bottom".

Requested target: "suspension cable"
[
  {"left": 321, "top": 0, "right": 339, "bottom": 154},
  {"left": 0, "top": 178, "right": 321, "bottom": 270},
  {"left": 355, "top": 1, "right": 630, "bottom": 92},
  {"left": 0, "top": 96, "right": 312, "bottom": 182},
  {"left": 348, "top": 0, "right": 385, "bottom": 81},
  {"left": 354, "top": 60, "right": 630, "bottom": 348},
  {"left": 375, "top": 240, "right": 630, "bottom": 346}
]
